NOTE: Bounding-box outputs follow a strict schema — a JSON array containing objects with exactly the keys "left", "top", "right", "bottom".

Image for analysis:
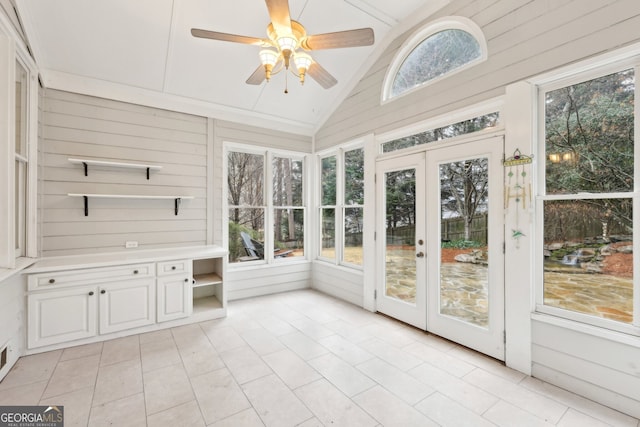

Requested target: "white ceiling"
[{"left": 15, "top": 0, "right": 446, "bottom": 135}]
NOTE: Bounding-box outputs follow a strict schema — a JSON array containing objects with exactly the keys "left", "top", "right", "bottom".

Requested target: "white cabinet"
[
  {"left": 28, "top": 286, "right": 98, "bottom": 349},
  {"left": 26, "top": 246, "right": 227, "bottom": 351},
  {"left": 157, "top": 259, "right": 193, "bottom": 322},
  {"left": 99, "top": 279, "right": 156, "bottom": 334}
]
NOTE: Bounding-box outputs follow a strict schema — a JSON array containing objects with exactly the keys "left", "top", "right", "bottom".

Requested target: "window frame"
[
  {"left": 316, "top": 142, "right": 365, "bottom": 270},
  {"left": 381, "top": 16, "right": 488, "bottom": 104},
  {"left": 0, "top": 16, "right": 38, "bottom": 269},
  {"left": 225, "top": 143, "right": 309, "bottom": 267},
  {"left": 535, "top": 60, "right": 640, "bottom": 335}
]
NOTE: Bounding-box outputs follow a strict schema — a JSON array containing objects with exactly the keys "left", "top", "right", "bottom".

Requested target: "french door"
[
  {"left": 375, "top": 152, "right": 427, "bottom": 329},
  {"left": 376, "top": 136, "right": 504, "bottom": 360}
]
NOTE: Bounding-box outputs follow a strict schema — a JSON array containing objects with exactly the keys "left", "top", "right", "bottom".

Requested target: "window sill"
[
  {"left": 0, "top": 257, "right": 38, "bottom": 283},
  {"left": 531, "top": 312, "right": 640, "bottom": 349}
]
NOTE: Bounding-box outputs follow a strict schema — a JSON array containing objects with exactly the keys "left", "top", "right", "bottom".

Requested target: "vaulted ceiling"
[{"left": 15, "top": 0, "right": 446, "bottom": 135}]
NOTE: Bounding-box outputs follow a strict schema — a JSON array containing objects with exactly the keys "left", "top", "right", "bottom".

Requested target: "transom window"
[
  {"left": 538, "top": 65, "right": 638, "bottom": 333},
  {"left": 383, "top": 17, "right": 487, "bottom": 101}
]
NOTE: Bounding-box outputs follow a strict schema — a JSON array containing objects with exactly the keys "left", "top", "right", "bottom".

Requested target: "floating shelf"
[
  {"left": 68, "top": 158, "right": 162, "bottom": 180},
  {"left": 68, "top": 193, "right": 195, "bottom": 216}
]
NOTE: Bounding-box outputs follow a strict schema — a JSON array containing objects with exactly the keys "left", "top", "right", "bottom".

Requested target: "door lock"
[{"left": 416, "top": 252, "right": 425, "bottom": 258}]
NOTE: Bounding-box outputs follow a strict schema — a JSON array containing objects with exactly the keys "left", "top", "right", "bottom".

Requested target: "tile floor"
[{"left": 0, "top": 289, "right": 638, "bottom": 427}]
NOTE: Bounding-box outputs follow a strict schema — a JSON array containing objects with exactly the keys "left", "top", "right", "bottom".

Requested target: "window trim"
[
  {"left": 534, "top": 61, "right": 640, "bottom": 335},
  {"left": 224, "top": 142, "right": 309, "bottom": 268},
  {"left": 381, "top": 16, "right": 488, "bottom": 104},
  {"left": 316, "top": 141, "right": 365, "bottom": 270},
  {"left": 0, "top": 12, "right": 38, "bottom": 269}
]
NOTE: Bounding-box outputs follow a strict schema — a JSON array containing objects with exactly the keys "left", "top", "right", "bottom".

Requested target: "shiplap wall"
[
  {"left": 532, "top": 321, "right": 640, "bottom": 418},
  {"left": 213, "top": 119, "right": 313, "bottom": 300},
  {"left": 40, "top": 89, "right": 209, "bottom": 256},
  {"left": 312, "top": 262, "right": 363, "bottom": 306},
  {"left": 315, "top": 0, "right": 640, "bottom": 149}
]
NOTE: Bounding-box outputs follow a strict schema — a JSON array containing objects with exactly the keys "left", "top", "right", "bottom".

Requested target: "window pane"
[
  {"left": 344, "top": 149, "right": 364, "bottom": 205},
  {"left": 543, "top": 198, "right": 633, "bottom": 323},
  {"left": 545, "top": 69, "right": 634, "bottom": 195},
  {"left": 228, "top": 208, "right": 264, "bottom": 263},
  {"left": 382, "top": 112, "right": 499, "bottom": 153},
  {"left": 321, "top": 156, "right": 336, "bottom": 205},
  {"left": 274, "top": 208, "right": 304, "bottom": 258},
  {"left": 321, "top": 208, "right": 335, "bottom": 260},
  {"left": 273, "top": 157, "right": 303, "bottom": 206},
  {"left": 227, "top": 152, "right": 264, "bottom": 206},
  {"left": 15, "top": 160, "right": 26, "bottom": 256},
  {"left": 344, "top": 207, "right": 363, "bottom": 265},
  {"left": 15, "top": 60, "right": 27, "bottom": 157},
  {"left": 392, "top": 29, "right": 481, "bottom": 97}
]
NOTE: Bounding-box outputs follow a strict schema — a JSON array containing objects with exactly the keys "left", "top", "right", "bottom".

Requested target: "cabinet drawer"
[
  {"left": 157, "top": 259, "right": 192, "bottom": 276},
  {"left": 28, "top": 263, "right": 154, "bottom": 291}
]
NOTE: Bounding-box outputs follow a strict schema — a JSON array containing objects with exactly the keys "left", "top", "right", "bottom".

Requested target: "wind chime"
[{"left": 503, "top": 148, "right": 533, "bottom": 248}]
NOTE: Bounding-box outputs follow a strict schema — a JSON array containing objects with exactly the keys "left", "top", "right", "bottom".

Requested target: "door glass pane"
[
  {"left": 543, "top": 198, "right": 633, "bottom": 323},
  {"left": 439, "top": 158, "right": 489, "bottom": 327},
  {"left": 384, "top": 168, "right": 416, "bottom": 304}
]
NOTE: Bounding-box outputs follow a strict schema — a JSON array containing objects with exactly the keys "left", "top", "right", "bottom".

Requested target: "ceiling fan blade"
[
  {"left": 246, "top": 65, "right": 266, "bottom": 85},
  {"left": 308, "top": 62, "right": 337, "bottom": 89},
  {"left": 302, "top": 28, "right": 374, "bottom": 50},
  {"left": 191, "top": 28, "right": 267, "bottom": 46},
  {"left": 265, "top": 0, "right": 292, "bottom": 35}
]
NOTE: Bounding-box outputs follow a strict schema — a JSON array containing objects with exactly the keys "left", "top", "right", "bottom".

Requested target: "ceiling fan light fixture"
[
  {"left": 276, "top": 35, "right": 298, "bottom": 69},
  {"left": 259, "top": 49, "right": 279, "bottom": 81},
  {"left": 294, "top": 52, "right": 312, "bottom": 84}
]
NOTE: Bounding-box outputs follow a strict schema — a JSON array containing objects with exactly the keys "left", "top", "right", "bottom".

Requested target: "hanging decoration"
[{"left": 503, "top": 148, "right": 533, "bottom": 248}]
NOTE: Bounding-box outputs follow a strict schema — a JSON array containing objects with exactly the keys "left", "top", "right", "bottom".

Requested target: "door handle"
[{"left": 416, "top": 252, "right": 425, "bottom": 258}]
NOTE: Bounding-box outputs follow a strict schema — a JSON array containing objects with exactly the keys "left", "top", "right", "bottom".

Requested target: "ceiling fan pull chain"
[{"left": 284, "top": 71, "right": 289, "bottom": 94}]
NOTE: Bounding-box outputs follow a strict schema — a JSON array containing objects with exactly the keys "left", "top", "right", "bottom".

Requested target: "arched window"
[{"left": 383, "top": 17, "right": 487, "bottom": 101}]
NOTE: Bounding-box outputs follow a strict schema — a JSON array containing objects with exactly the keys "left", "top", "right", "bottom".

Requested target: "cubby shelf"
[
  {"left": 193, "top": 273, "right": 222, "bottom": 288},
  {"left": 68, "top": 157, "right": 162, "bottom": 179}
]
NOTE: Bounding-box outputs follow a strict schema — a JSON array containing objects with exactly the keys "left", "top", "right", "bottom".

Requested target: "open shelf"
[
  {"left": 68, "top": 193, "right": 194, "bottom": 216},
  {"left": 69, "top": 157, "right": 162, "bottom": 179},
  {"left": 193, "top": 295, "right": 222, "bottom": 314},
  {"left": 193, "top": 273, "right": 222, "bottom": 288}
]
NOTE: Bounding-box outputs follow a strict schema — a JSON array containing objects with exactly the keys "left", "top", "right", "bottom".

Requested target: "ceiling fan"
[{"left": 191, "top": 0, "right": 374, "bottom": 92}]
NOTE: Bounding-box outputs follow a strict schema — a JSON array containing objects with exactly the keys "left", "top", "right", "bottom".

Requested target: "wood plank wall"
[
  {"left": 40, "top": 89, "right": 209, "bottom": 256},
  {"left": 315, "top": 0, "right": 640, "bottom": 150}
]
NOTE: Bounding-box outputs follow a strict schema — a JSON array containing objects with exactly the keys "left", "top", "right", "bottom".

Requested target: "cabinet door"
[
  {"left": 28, "top": 287, "right": 98, "bottom": 349},
  {"left": 157, "top": 275, "right": 193, "bottom": 322},
  {"left": 99, "top": 279, "right": 156, "bottom": 334}
]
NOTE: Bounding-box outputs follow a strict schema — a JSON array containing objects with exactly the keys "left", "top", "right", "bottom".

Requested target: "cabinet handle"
[
  {"left": 88, "top": 291, "right": 94, "bottom": 296},
  {"left": 171, "top": 266, "right": 176, "bottom": 270},
  {"left": 49, "top": 279, "right": 55, "bottom": 284},
  {"left": 100, "top": 289, "right": 106, "bottom": 294},
  {"left": 184, "top": 278, "right": 189, "bottom": 283},
  {"left": 133, "top": 270, "right": 139, "bottom": 274}
]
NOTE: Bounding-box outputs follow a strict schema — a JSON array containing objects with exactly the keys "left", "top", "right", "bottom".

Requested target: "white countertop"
[{"left": 25, "top": 245, "right": 228, "bottom": 274}]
